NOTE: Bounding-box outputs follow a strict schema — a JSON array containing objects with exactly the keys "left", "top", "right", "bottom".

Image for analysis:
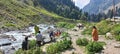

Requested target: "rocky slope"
[
  {"left": 83, "top": 0, "right": 120, "bottom": 14},
  {"left": 0, "top": 0, "right": 74, "bottom": 32}
]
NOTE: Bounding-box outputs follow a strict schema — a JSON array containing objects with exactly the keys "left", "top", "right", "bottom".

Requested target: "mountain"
[
  {"left": 104, "top": 2, "right": 120, "bottom": 14},
  {"left": 0, "top": 0, "right": 75, "bottom": 31},
  {"left": 83, "top": 0, "right": 120, "bottom": 14},
  {"left": 35, "top": 0, "right": 82, "bottom": 19}
]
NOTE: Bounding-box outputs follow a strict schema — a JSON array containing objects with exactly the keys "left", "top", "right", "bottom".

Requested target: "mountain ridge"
[{"left": 83, "top": 0, "right": 120, "bottom": 14}]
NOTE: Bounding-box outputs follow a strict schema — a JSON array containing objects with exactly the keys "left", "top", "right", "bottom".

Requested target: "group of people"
[
  {"left": 49, "top": 30, "right": 61, "bottom": 41},
  {"left": 22, "top": 25, "right": 98, "bottom": 50},
  {"left": 22, "top": 30, "right": 61, "bottom": 50}
]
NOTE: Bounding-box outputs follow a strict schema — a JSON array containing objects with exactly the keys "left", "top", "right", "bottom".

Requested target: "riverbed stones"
[
  {"left": 0, "top": 34, "right": 10, "bottom": 39},
  {"left": 0, "top": 34, "right": 16, "bottom": 41},
  {"left": 0, "top": 39, "right": 12, "bottom": 46},
  {"left": 114, "top": 44, "right": 120, "bottom": 48}
]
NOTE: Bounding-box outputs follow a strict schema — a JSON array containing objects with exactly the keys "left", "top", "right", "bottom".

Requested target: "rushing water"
[{"left": 0, "top": 24, "right": 55, "bottom": 54}]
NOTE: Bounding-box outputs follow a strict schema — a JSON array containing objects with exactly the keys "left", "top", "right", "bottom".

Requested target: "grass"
[
  {"left": 0, "top": 0, "right": 76, "bottom": 30},
  {"left": 56, "top": 22, "right": 75, "bottom": 29},
  {"left": 75, "top": 38, "right": 106, "bottom": 54},
  {"left": 111, "top": 24, "right": 120, "bottom": 35},
  {"left": 15, "top": 47, "right": 43, "bottom": 54},
  {"left": 81, "top": 22, "right": 95, "bottom": 35},
  {"left": 82, "top": 20, "right": 112, "bottom": 35},
  {"left": 86, "top": 41, "right": 104, "bottom": 54},
  {"left": 76, "top": 38, "right": 89, "bottom": 46},
  {"left": 46, "top": 38, "right": 72, "bottom": 54}
]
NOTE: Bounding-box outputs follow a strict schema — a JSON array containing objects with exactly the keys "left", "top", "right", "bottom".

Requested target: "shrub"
[
  {"left": 96, "top": 20, "right": 111, "bottom": 35},
  {"left": 86, "top": 42, "right": 103, "bottom": 54},
  {"left": 5, "top": 23, "right": 16, "bottom": 27},
  {"left": 115, "top": 35, "right": 120, "bottom": 41},
  {"left": 61, "top": 32, "right": 69, "bottom": 38},
  {"left": 15, "top": 47, "right": 43, "bottom": 54},
  {"left": 112, "top": 24, "right": 120, "bottom": 35},
  {"left": 46, "top": 38, "right": 72, "bottom": 54},
  {"left": 15, "top": 49, "right": 23, "bottom": 54},
  {"left": 82, "top": 27, "right": 92, "bottom": 35},
  {"left": 76, "top": 38, "right": 89, "bottom": 46},
  {"left": 29, "top": 40, "right": 36, "bottom": 49},
  {"left": 33, "top": 47, "right": 43, "bottom": 54}
]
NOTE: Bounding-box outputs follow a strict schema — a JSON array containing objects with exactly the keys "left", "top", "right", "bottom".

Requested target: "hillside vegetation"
[
  {"left": 82, "top": 20, "right": 120, "bottom": 40},
  {"left": 0, "top": 0, "right": 75, "bottom": 31}
]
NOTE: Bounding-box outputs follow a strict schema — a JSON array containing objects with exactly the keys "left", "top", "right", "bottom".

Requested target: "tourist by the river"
[
  {"left": 22, "top": 36, "right": 29, "bottom": 50},
  {"left": 49, "top": 31, "right": 55, "bottom": 41},
  {"left": 36, "top": 31, "right": 43, "bottom": 47},
  {"left": 92, "top": 26, "right": 98, "bottom": 41},
  {"left": 54, "top": 30, "right": 61, "bottom": 37}
]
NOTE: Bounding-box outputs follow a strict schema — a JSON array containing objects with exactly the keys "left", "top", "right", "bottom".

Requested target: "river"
[{"left": 0, "top": 24, "right": 55, "bottom": 54}]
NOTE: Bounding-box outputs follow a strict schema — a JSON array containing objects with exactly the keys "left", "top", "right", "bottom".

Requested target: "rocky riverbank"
[{"left": 0, "top": 24, "right": 56, "bottom": 54}]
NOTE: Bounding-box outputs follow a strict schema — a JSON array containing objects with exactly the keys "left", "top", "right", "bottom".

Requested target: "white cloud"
[{"left": 73, "top": 0, "right": 90, "bottom": 9}]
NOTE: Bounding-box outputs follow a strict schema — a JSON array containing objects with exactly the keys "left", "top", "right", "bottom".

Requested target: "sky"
[{"left": 73, "top": 0, "right": 90, "bottom": 9}]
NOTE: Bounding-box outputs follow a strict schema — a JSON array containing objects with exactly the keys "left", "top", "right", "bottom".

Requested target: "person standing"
[
  {"left": 36, "top": 31, "right": 43, "bottom": 47},
  {"left": 49, "top": 31, "right": 54, "bottom": 41},
  {"left": 92, "top": 26, "right": 98, "bottom": 41},
  {"left": 22, "top": 37, "right": 29, "bottom": 50}
]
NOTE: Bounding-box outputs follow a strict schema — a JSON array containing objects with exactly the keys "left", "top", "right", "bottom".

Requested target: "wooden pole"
[{"left": 113, "top": 0, "right": 116, "bottom": 22}]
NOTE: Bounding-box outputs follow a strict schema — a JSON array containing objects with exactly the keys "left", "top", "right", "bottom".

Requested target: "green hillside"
[
  {"left": 0, "top": 0, "right": 74, "bottom": 30},
  {"left": 35, "top": 0, "right": 82, "bottom": 20}
]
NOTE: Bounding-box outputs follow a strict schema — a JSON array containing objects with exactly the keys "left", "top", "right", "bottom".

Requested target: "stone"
[
  {"left": 101, "top": 50, "right": 104, "bottom": 53},
  {"left": 72, "top": 29, "right": 77, "bottom": 31},
  {"left": 75, "top": 35, "right": 78, "bottom": 36},
  {"left": 106, "top": 32, "right": 113, "bottom": 39},
  {"left": 0, "top": 34, "right": 10, "bottom": 39},
  {"left": 0, "top": 39, "right": 12, "bottom": 46},
  {"left": 103, "top": 46, "right": 107, "bottom": 49},
  {"left": 114, "top": 44, "right": 120, "bottom": 48}
]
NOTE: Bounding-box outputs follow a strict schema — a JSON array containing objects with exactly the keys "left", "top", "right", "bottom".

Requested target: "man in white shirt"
[{"left": 36, "top": 31, "right": 43, "bottom": 47}]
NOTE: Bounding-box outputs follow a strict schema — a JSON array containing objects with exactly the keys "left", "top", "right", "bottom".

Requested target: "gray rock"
[
  {"left": 106, "top": 32, "right": 113, "bottom": 39},
  {"left": 75, "top": 35, "right": 78, "bottom": 36},
  {"left": 72, "top": 29, "right": 77, "bottom": 31},
  {"left": 103, "top": 46, "right": 107, "bottom": 49},
  {"left": 114, "top": 44, "right": 120, "bottom": 48},
  {"left": 0, "top": 39, "right": 12, "bottom": 46},
  {"left": 0, "top": 34, "right": 10, "bottom": 39}
]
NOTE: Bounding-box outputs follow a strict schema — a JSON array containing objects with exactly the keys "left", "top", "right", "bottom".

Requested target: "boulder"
[
  {"left": 114, "top": 44, "right": 120, "bottom": 48},
  {"left": 0, "top": 34, "right": 10, "bottom": 39},
  {"left": 0, "top": 39, "right": 12, "bottom": 46},
  {"left": 106, "top": 32, "right": 113, "bottom": 39}
]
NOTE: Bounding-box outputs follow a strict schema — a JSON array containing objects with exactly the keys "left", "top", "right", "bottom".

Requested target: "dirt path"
[
  {"left": 41, "top": 27, "right": 120, "bottom": 54},
  {"left": 62, "top": 27, "right": 120, "bottom": 54},
  {"left": 99, "top": 36, "right": 120, "bottom": 54},
  {"left": 62, "top": 27, "right": 85, "bottom": 54}
]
